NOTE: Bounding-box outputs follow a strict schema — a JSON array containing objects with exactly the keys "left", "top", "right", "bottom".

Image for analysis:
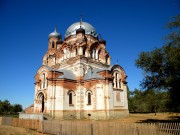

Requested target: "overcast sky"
[{"left": 0, "top": 0, "right": 179, "bottom": 108}]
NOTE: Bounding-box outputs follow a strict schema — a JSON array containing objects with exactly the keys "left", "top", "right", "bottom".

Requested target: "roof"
[
  {"left": 48, "top": 27, "right": 61, "bottom": 39},
  {"left": 65, "top": 21, "right": 98, "bottom": 38},
  {"left": 58, "top": 69, "right": 76, "bottom": 80},
  {"left": 84, "top": 68, "right": 104, "bottom": 80}
]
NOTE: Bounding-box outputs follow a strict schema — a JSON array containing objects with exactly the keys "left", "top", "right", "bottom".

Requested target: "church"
[{"left": 28, "top": 20, "right": 129, "bottom": 120}]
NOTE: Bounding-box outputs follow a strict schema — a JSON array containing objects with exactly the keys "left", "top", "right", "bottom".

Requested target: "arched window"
[
  {"left": 52, "top": 41, "right": 55, "bottom": 48},
  {"left": 83, "top": 47, "right": 86, "bottom": 56},
  {"left": 115, "top": 73, "right": 118, "bottom": 88},
  {"left": 39, "top": 80, "right": 42, "bottom": 89},
  {"left": 42, "top": 95, "right": 44, "bottom": 112},
  {"left": 105, "top": 55, "right": 108, "bottom": 64},
  {"left": 113, "top": 71, "right": 121, "bottom": 89},
  {"left": 86, "top": 90, "right": 92, "bottom": 105},
  {"left": 90, "top": 50, "right": 93, "bottom": 58},
  {"left": 119, "top": 79, "right": 121, "bottom": 88},
  {"left": 46, "top": 57, "right": 48, "bottom": 65},
  {"left": 69, "top": 93, "right": 72, "bottom": 104},
  {"left": 88, "top": 92, "right": 91, "bottom": 105},
  {"left": 93, "top": 49, "right": 96, "bottom": 58},
  {"left": 76, "top": 48, "right": 78, "bottom": 55},
  {"left": 68, "top": 90, "right": 75, "bottom": 105},
  {"left": 98, "top": 50, "right": 101, "bottom": 60},
  {"left": 43, "top": 73, "right": 46, "bottom": 88},
  {"left": 95, "top": 49, "right": 98, "bottom": 59}
]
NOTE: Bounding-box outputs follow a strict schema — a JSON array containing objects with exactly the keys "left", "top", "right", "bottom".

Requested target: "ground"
[
  {"left": 0, "top": 113, "right": 179, "bottom": 135},
  {"left": 0, "top": 125, "right": 48, "bottom": 135},
  {"left": 110, "top": 113, "right": 180, "bottom": 123},
  {"left": 61, "top": 113, "right": 180, "bottom": 123}
]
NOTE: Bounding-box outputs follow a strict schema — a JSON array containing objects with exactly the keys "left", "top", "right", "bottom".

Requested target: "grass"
[
  {"left": 108, "top": 113, "right": 180, "bottom": 123},
  {"left": 0, "top": 125, "right": 47, "bottom": 135},
  {"left": 58, "top": 113, "right": 180, "bottom": 123}
]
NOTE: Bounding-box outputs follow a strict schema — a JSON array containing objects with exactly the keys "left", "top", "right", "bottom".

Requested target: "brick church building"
[{"left": 26, "top": 20, "right": 129, "bottom": 119}]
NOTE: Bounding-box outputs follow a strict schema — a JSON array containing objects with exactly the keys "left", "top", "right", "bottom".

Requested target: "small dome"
[
  {"left": 99, "top": 39, "right": 106, "bottom": 44},
  {"left": 65, "top": 21, "right": 98, "bottom": 38},
  {"left": 56, "top": 40, "right": 63, "bottom": 44},
  {"left": 48, "top": 27, "right": 61, "bottom": 39},
  {"left": 76, "top": 27, "right": 85, "bottom": 34}
]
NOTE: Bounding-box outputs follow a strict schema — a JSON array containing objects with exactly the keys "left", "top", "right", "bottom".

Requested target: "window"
[
  {"left": 39, "top": 80, "right": 41, "bottom": 89},
  {"left": 105, "top": 56, "right": 108, "bottom": 64},
  {"left": 46, "top": 57, "right": 48, "bottom": 65},
  {"left": 113, "top": 71, "right": 121, "bottom": 89},
  {"left": 115, "top": 73, "right": 118, "bottom": 88},
  {"left": 86, "top": 90, "right": 92, "bottom": 105},
  {"left": 69, "top": 93, "right": 72, "bottom": 104},
  {"left": 76, "top": 49, "right": 78, "bottom": 55},
  {"left": 83, "top": 47, "right": 86, "bottom": 56},
  {"left": 52, "top": 41, "right": 55, "bottom": 48},
  {"left": 88, "top": 92, "right": 91, "bottom": 105},
  {"left": 68, "top": 90, "right": 75, "bottom": 106},
  {"left": 119, "top": 79, "right": 121, "bottom": 88},
  {"left": 43, "top": 73, "right": 46, "bottom": 88}
]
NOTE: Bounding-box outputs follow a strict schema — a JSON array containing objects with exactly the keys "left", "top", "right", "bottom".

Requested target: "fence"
[
  {"left": 0, "top": 117, "right": 41, "bottom": 132},
  {"left": 0, "top": 117, "right": 180, "bottom": 135},
  {"left": 42, "top": 121, "right": 180, "bottom": 135}
]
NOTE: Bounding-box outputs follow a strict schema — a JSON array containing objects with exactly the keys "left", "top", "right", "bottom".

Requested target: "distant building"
[{"left": 27, "top": 20, "right": 129, "bottom": 119}]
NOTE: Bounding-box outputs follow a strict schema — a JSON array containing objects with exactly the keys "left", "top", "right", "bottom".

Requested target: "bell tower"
[{"left": 42, "top": 27, "right": 63, "bottom": 66}]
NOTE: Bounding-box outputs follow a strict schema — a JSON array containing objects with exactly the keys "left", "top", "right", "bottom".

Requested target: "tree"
[
  {"left": 2, "top": 100, "right": 12, "bottom": 114},
  {"left": 0, "top": 100, "right": 23, "bottom": 115},
  {"left": 135, "top": 14, "right": 180, "bottom": 112},
  {"left": 12, "top": 104, "right": 23, "bottom": 113},
  {"left": 128, "top": 88, "right": 169, "bottom": 113}
]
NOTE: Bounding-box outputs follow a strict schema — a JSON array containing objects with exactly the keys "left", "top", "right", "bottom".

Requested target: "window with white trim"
[
  {"left": 113, "top": 71, "right": 121, "bottom": 89},
  {"left": 86, "top": 90, "right": 92, "bottom": 105}
]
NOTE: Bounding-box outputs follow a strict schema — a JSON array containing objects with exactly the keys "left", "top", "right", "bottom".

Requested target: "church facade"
[{"left": 32, "top": 20, "right": 129, "bottom": 120}]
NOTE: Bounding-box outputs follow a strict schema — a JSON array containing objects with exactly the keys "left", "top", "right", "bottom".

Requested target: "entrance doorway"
[
  {"left": 41, "top": 95, "right": 44, "bottom": 112},
  {"left": 37, "top": 92, "right": 45, "bottom": 113}
]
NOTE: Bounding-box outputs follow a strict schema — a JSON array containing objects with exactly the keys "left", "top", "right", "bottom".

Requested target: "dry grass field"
[
  {"left": 0, "top": 113, "right": 179, "bottom": 135},
  {"left": 109, "top": 113, "right": 180, "bottom": 123},
  {"left": 0, "top": 125, "right": 48, "bottom": 135},
  {"left": 65, "top": 113, "right": 180, "bottom": 123}
]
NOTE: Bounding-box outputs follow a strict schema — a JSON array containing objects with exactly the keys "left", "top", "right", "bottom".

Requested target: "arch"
[
  {"left": 85, "top": 90, "right": 93, "bottom": 95},
  {"left": 36, "top": 92, "right": 45, "bottom": 112},
  {"left": 111, "top": 65, "right": 127, "bottom": 83},
  {"left": 90, "top": 42, "right": 99, "bottom": 50},
  {"left": 67, "top": 90, "right": 76, "bottom": 95}
]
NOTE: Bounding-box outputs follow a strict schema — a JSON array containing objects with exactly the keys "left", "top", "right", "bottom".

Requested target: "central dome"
[{"left": 65, "top": 21, "right": 98, "bottom": 38}]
